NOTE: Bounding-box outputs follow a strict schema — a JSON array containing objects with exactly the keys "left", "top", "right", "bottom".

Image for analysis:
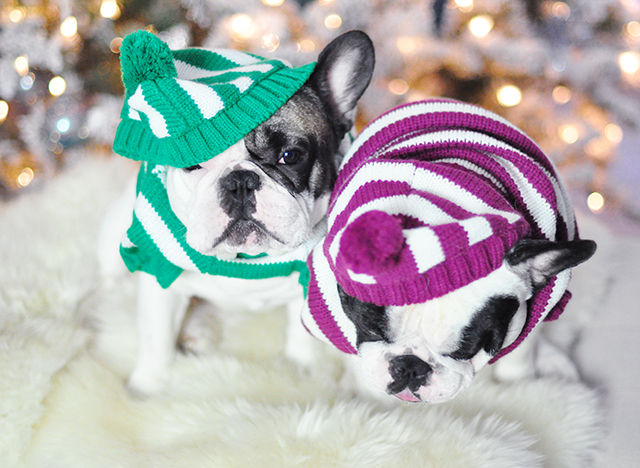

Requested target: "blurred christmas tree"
[{"left": 1, "top": 0, "right": 639, "bottom": 219}]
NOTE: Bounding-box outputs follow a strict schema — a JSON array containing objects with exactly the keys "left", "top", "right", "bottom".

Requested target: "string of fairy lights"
[{"left": 1, "top": 0, "right": 640, "bottom": 217}]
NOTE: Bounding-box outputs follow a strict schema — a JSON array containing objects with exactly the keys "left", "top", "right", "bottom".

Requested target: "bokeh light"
[
  {"left": 469, "top": 15, "right": 494, "bottom": 38},
  {"left": 559, "top": 124, "right": 579, "bottom": 144},
  {"left": 230, "top": 14, "right": 253, "bottom": 38},
  {"left": 9, "top": 8, "right": 26, "bottom": 23},
  {"left": 56, "top": 118, "right": 71, "bottom": 133},
  {"left": 298, "top": 39, "right": 316, "bottom": 53},
  {"left": 60, "top": 16, "right": 78, "bottom": 38},
  {"left": 388, "top": 78, "right": 409, "bottom": 96},
  {"left": 619, "top": 51, "right": 640, "bottom": 74},
  {"left": 587, "top": 192, "right": 605, "bottom": 212},
  {"left": 325, "top": 14, "right": 342, "bottom": 29},
  {"left": 454, "top": 0, "right": 473, "bottom": 12},
  {"left": 0, "top": 101, "right": 9, "bottom": 122},
  {"left": 100, "top": 0, "right": 121, "bottom": 19},
  {"left": 552, "top": 85, "right": 571, "bottom": 104},
  {"left": 496, "top": 85, "right": 522, "bottom": 107},
  {"left": 17, "top": 167, "right": 34, "bottom": 187},
  {"left": 14, "top": 56, "right": 29, "bottom": 76},
  {"left": 49, "top": 76, "right": 67, "bottom": 96},
  {"left": 604, "top": 123, "right": 623, "bottom": 144},
  {"left": 261, "top": 33, "right": 280, "bottom": 53}
]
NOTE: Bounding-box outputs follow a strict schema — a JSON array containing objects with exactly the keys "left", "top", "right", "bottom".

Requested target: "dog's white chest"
[{"left": 172, "top": 271, "right": 304, "bottom": 313}]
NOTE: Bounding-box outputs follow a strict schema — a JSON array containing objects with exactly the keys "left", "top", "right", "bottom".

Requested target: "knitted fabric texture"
[
  {"left": 120, "top": 161, "right": 322, "bottom": 291},
  {"left": 112, "top": 30, "right": 315, "bottom": 168},
  {"left": 302, "top": 99, "right": 578, "bottom": 362}
]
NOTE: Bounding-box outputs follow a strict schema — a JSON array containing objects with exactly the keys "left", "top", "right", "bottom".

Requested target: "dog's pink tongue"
[{"left": 395, "top": 389, "right": 421, "bottom": 402}]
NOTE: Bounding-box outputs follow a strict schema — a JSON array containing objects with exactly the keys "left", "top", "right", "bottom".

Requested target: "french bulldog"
[
  {"left": 98, "top": 30, "right": 375, "bottom": 396},
  {"left": 301, "top": 99, "right": 597, "bottom": 404}
]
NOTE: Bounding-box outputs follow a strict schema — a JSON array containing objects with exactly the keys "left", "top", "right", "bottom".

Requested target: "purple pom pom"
[{"left": 340, "top": 210, "right": 406, "bottom": 275}]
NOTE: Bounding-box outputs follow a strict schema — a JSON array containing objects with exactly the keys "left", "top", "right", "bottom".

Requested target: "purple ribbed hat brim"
[{"left": 333, "top": 224, "right": 529, "bottom": 306}]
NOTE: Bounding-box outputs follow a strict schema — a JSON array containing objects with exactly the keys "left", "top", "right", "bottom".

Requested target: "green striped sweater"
[{"left": 120, "top": 161, "right": 322, "bottom": 292}]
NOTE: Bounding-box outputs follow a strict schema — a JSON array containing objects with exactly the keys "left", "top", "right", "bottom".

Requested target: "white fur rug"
[{"left": 1, "top": 155, "right": 606, "bottom": 468}]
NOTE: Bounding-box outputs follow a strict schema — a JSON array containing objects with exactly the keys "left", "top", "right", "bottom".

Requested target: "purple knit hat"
[{"left": 302, "top": 99, "right": 578, "bottom": 362}]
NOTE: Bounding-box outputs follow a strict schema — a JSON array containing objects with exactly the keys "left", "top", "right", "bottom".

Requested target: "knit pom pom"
[
  {"left": 120, "top": 30, "right": 177, "bottom": 94},
  {"left": 340, "top": 210, "right": 406, "bottom": 275}
]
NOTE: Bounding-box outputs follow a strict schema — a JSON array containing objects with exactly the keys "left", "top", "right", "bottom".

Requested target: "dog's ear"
[
  {"left": 506, "top": 238, "right": 597, "bottom": 288},
  {"left": 308, "top": 30, "right": 375, "bottom": 137}
]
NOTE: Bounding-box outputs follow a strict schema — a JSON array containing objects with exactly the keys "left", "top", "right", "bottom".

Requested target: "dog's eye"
[
  {"left": 278, "top": 149, "right": 303, "bottom": 165},
  {"left": 446, "top": 296, "right": 520, "bottom": 361},
  {"left": 183, "top": 164, "right": 202, "bottom": 172},
  {"left": 337, "top": 285, "right": 390, "bottom": 347}
]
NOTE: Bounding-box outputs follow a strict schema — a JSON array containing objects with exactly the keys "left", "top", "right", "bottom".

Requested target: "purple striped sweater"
[{"left": 302, "top": 99, "right": 578, "bottom": 362}]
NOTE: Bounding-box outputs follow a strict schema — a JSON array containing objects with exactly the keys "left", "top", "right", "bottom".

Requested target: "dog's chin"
[
  {"left": 384, "top": 366, "right": 475, "bottom": 404},
  {"left": 188, "top": 220, "right": 300, "bottom": 260},
  {"left": 410, "top": 369, "right": 473, "bottom": 404},
  {"left": 361, "top": 362, "right": 474, "bottom": 404}
]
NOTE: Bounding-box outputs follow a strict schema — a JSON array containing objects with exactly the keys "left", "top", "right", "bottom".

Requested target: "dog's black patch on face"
[
  {"left": 245, "top": 88, "right": 340, "bottom": 199},
  {"left": 239, "top": 30, "right": 375, "bottom": 202},
  {"left": 446, "top": 295, "right": 520, "bottom": 361},
  {"left": 337, "top": 285, "right": 390, "bottom": 347}
]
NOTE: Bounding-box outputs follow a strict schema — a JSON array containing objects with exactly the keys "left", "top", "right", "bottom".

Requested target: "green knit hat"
[{"left": 112, "top": 30, "right": 316, "bottom": 167}]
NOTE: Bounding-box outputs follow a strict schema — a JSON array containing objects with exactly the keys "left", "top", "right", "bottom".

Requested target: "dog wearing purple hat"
[{"left": 301, "top": 99, "right": 596, "bottom": 403}]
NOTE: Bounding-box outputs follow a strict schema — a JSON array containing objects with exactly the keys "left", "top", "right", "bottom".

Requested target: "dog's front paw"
[
  {"left": 535, "top": 337, "right": 579, "bottom": 381},
  {"left": 493, "top": 335, "right": 580, "bottom": 383},
  {"left": 492, "top": 355, "right": 536, "bottom": 382},
  {"left": 126, "top": 368, "right": 168, "bottom": 398},
  {"left": 285, "top": 300, "right": 324, "bottom": 370},
  {"left": 284, "top": 333, "right": 323, "bottom": 370},
  {"left": 492, "top": 337, "right": 537, "bottom": 382}
]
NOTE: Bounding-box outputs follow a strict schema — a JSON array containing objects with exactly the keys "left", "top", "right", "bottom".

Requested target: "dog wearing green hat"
[{"left": 98, "top": 30, "right": 375, "bottom": 396}]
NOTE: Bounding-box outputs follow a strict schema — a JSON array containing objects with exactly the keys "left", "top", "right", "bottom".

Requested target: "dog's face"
[
  {"left": 339, "top": 238, "right": 596, "bottom": 404},
  {"left": 165, "top": 31, "right": 374, "bottom": 259}
]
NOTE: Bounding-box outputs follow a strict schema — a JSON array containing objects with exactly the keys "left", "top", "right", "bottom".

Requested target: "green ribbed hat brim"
[{"left": 113, "top": 61, "right": 316, "bottom": 168}]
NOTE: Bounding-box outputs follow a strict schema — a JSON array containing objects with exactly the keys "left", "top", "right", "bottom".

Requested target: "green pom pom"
[{"left": 120, "top": 30, "right": 177, "bottom": 94}]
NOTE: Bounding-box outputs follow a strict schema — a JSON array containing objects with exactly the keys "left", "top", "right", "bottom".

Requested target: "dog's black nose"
[
  {"left": 220, "top": 170, "right": 261, "bottom": 218},
  {"left": 221, "top": 170, "right": 261, "bottom": 193},
  {"left": 387, "top": 354, "right": 432, "bottom": 395}
]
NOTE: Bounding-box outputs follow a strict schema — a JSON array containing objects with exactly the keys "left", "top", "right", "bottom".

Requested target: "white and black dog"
[
  {"left": 99, "top": 31, "right": 375, "bottom": 396},
  {"left": 301, "top": 100, "right": 596, "bottom": 404}
]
